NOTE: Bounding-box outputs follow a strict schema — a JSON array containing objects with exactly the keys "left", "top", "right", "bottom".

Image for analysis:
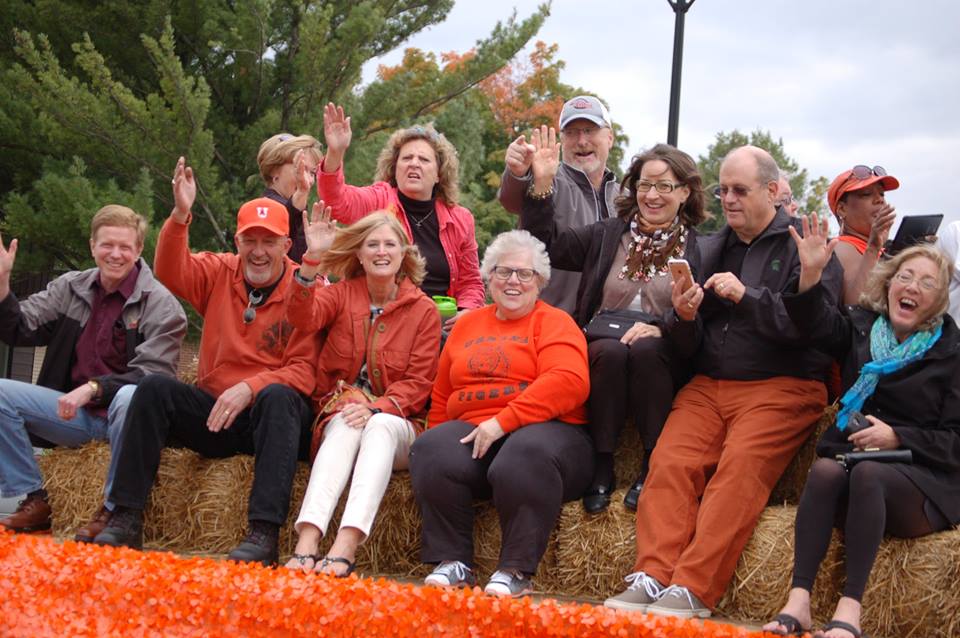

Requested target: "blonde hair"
[
  {"left": 374, "top": 124, "right": 460, "bottom": 205},
  {"left": 859, "top": 243, "right": 951, "bottom": 332},
  {"left": 320, "top": 212, "right": 426, "bottom": 285},
  {"left": 256, "top": 134, "right": 323, "bottom": 185},
  {"left": 90, "top": 205, "right": 147, "bottom": 247}
]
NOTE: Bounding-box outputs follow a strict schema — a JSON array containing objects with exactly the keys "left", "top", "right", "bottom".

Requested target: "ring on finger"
[{"left": 718, "top": 282, "right": 725, "bottom": 291}]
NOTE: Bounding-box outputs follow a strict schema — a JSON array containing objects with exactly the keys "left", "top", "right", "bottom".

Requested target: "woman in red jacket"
[
  {"left": 317, "top": 103, "right": 484, "bottom": 324},
  {"left": 283, "top": 209, "right": 440, "bottom": 577}
]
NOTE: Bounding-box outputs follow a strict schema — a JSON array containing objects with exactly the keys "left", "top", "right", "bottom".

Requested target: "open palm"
[
  {"left": 789, "top": 213, "right": 838, "bottom": 273},
  {"left": 323, "top": 103, "right": 353, "bottom": 154},
  {"left": 303, "top": 200, "right": 337, "bottom": 256},
  {"left": 530, "top": 125, "right": 560, "bottom": 183}
]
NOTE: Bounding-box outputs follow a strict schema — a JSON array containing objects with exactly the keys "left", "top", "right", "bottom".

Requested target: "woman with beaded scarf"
[{"left": 520, "top": 139, "right": 707, "bottom": 514}]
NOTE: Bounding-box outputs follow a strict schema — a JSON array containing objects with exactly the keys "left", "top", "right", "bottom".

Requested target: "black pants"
[
  {"left": 792, "top": 457, "right": 951, "bottom": 600},
  {"left": 409, "top": 419, "right": 593, "bottom": 575},
  {"left": 109, "top": 375, "right": 314, "bottom": 526},
  {"left": 587, "top": 336, "right": 689, "bottom": 453}
]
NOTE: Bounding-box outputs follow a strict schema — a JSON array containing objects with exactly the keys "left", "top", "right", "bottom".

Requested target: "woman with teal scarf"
[{"left": 762, "top": 217, "right": 960, "bottom": 638}]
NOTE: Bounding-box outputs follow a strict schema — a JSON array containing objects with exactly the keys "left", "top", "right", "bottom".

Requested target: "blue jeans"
[{"left": 0, "top": 379, "right": 135, "bottom": 503}]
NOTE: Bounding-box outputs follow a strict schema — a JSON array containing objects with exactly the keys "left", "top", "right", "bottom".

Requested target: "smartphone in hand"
[
  {"left": 667, "top": 258, "right": 694, "bottom": 293},
  {"left": 845, "top": 410, "right": 872, "bottom": 435}
]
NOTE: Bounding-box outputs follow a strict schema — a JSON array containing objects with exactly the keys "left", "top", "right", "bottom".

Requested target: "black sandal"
[
  {"left": 319, "top": 556, "right": 355, "bottom": 578},
  {"left": 818, "top": 619, "right": 864, "bottom": 638},
  {"left": 768, "top": 613, "right": 809, "bottom": 636},
  {"left": 288, "top": 553, "right": 319, "bottom": 570}
]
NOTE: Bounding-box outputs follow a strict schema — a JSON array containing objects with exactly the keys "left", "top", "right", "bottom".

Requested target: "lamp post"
[{"left": 666, "top": 0, "right": 695, "bottom": 146}]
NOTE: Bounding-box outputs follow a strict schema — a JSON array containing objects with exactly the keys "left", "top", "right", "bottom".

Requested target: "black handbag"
[
  {"left": 583, "top": 309, "right": 657, "bottom": 342},
  {"left": 836, "top": 449, "right": 913, "bottom": 471}
]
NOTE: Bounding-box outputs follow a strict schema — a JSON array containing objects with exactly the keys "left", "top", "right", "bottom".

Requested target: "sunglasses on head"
[{"left": 848, "top": 165, "right": 887, "bottom": 180}]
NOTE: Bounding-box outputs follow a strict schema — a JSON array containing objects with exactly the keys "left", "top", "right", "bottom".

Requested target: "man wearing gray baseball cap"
[{"left": 497, "top": 95, "right": 618, "bottom": 314}]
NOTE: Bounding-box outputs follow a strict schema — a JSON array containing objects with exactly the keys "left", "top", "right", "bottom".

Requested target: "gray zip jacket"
[
  {"left": 0, "top": 259, "right": 187, "bottom": 406},
  {"left": 498, "top": 162, "right": 619, "bottom": 314}
]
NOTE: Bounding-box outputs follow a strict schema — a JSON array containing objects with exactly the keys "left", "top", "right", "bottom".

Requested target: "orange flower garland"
[{"left": 0, "top": 531, "right": 785, "bottom": 637}]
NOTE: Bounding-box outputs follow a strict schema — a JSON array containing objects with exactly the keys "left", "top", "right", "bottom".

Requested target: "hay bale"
[
  {"left": 554, "top": 489, "right": 636, "bottom": 598},
  {"left": 143, "top": 448, "right": 205, "bottom": 549},
  {"left": 355, "top": 472, "right": 424, "bottom": 576},
  {"left": 39, "top": 441, "right": 111, "bottom": 534},
  {"left": 612, "top": 425, "right": 646, "bottom": 488},
  {"left": 717, "top": 505, "right": 843, "bottom": 626},
  {"left": 182, "top": 455, "right": 254, "bottom": 552},
  {"left": 858, "top": 528, "right": 960, "bottom": 638}
]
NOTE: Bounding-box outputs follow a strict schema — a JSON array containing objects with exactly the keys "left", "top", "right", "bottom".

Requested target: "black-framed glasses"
[
  {"left": 849, "top": 165, "right": 887, "bottom": 180},
  {"left": 492, "top": 266, "right": 536, "bottom": 282},
  {"left": 777, "top": 193, "right": 794, "bottom": 205},
  {"left": 243, "top": 289, "right": 264, "bottom": 324},
  {"left": 636, "top": 180, "right": 685, "bottom": 194},
  {"left": 713, "top": 184, "right": 754, "bottom": 200}
]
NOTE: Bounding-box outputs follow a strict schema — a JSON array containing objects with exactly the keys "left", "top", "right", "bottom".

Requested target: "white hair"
[{"left": 480, "top": 230, "right": 551, "bottom": 289}]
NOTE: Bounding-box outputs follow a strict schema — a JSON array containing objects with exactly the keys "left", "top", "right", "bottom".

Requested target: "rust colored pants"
[{"left": 633, "top": 374, "right": 826, "bottom": 608}]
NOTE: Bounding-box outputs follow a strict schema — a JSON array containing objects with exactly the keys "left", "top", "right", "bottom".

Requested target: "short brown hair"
[
  {"left": 256, "top": 134, "right": 323, "bottom": 186},
  {"left": 90, "top": 205, "right": 148, "bottom": 247},
  {"left": 319, "top": 211, "right": 426, "bottom": 285},
  {"left": 374, "top": 125, "right": 460, "bottom": 205},
  {"left": 615, "top": 144, "right": 708, "bottom": 226},
  {"left": 859, "top": 243, "right": 951, "bottom": 331}
]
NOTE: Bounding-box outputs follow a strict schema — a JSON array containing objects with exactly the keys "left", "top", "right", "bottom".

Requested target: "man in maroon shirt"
[{"left": 0, "top": 205, "right": 186, "bottom": 536}]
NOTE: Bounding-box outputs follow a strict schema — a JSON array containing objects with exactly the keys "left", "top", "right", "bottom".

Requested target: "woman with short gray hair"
[{"left": 408, "top": 229, "right": 593, "bottom": 598}]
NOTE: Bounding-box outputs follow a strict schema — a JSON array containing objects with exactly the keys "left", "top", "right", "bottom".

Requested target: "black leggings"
[{"left": 792, "top": 457, "right": 951, "bottom": 600}]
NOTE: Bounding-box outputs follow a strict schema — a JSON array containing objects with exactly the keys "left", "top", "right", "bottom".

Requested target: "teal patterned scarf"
[{"left": 836, "top": 315, "right": 942, "bottom": 431}]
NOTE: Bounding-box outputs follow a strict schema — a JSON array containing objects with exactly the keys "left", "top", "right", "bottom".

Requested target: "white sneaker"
[
  {"left": 484, "top": 569, "right": 533, "bottom": 597},
  {"left": 424, "top": 561, "right": 476, "bottom": 587}
]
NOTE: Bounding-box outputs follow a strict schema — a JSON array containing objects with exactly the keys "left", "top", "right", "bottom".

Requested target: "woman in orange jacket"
[{"left": 283, "top": 209, "right": 441, "bottom": 577}]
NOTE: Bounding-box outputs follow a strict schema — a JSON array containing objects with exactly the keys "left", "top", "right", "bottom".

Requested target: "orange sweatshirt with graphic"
[
  {"left": 427, "top": 300, "right": 589, "bottom": 431},
  {"left": 154, "top": 217, "right": 318, "bottom": 399}
]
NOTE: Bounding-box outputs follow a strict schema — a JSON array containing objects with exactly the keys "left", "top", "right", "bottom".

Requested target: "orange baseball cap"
[
  {"left": 236, "top": 197, "right": 289, "bottom": 236},
  {"left": 827, "top": 167, "right": 900, "bottom": 213}
]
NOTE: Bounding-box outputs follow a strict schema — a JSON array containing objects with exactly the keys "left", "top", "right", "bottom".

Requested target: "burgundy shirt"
[{"left": 70, "top": 263, "right": 141, "bottom": 411}]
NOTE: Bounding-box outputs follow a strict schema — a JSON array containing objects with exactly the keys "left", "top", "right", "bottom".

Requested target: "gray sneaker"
[
  {"left": 424, "top": 561, "right": 476, "bottom": 588},
  {"left": 484, "top": 569, "right": 533, "bottom": 597},
  {"left": 646, "top": 584, "right": 711, "bottom": 619},
  {"left": 603, "top": 571, "right": 665, "bottom": 612}
]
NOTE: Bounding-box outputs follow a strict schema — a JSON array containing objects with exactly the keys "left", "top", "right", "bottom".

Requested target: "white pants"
[{"left": 295, "top": 411, "right": 415, "bottom": 538}]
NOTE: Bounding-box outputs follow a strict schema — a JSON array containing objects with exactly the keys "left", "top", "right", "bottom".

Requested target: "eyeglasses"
[
  {"left": 713, "top": 184, "right": 754, "bottom": 200},
  {"left": 777, "top": 194, "right": 794, "bottom": 205},
  {"left": 407, "top": 125, "right": 441, "bottom": 141},
  {"left": 636, "top": 180, "right": 685, "bottom": 194},
  {"left": 561, "top": 126, "right": 601, "bottom": 139},
  {"left": 243, "top": 289, "right": 264, "bottom": 324},
  {"left": 849, "top": 165, "right": 887, "bottom": 180},
  {"left": 492, "top": 266, "right": 536, "bottom": 282},
  {"left": 892, "top": 271, "right": 938, "bottom": 292}
]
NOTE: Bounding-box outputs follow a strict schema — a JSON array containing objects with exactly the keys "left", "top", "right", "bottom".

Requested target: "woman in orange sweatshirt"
[{"left": 409, "top": 230, "right": 593, "bottom": 598}]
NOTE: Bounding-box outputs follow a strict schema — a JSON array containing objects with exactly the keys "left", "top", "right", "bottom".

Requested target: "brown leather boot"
[
  {"left": 74, "top": 504, "right": 112, "bottom": 543},
  {"left": 0, "top": 493, "right": 51, "bottom": 533}
]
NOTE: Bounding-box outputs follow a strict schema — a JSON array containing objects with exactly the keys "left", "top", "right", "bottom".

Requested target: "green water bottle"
[{"left": 432, "top": 295, "right": 457, "bottom": 320}]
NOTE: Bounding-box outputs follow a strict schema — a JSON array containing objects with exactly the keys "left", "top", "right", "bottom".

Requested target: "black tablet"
[{"left": 887, "top": 214, "right": 943, "bottom": 255}]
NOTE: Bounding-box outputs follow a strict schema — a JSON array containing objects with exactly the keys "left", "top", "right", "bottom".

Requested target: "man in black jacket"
[
  {"left": 0, "top": 206, "right": 186, "bottom": 536},
  {"left": 605, "top": 146, "right": 843, "bottom": 619}
]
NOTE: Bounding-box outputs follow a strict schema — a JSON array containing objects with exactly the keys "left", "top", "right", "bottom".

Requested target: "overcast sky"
[{"left": 363, "top": 0, "right": 960, "bottom": 232}]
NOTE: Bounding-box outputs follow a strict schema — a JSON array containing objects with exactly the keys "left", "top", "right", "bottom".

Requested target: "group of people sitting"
[{"left": 1, "top": 93, "right": 957, "bottom": 638}]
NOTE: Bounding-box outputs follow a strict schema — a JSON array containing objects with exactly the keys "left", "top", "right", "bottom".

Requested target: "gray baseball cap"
[{"left": 559, "top": 95, "right": 612, "bottom": 129}]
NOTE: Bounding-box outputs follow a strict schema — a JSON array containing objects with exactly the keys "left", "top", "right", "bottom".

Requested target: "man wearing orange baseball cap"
[
  {"left": 827, "top": 165, "right": 900, "bottom": 303},
  {"left": 94, "top": 157, "right": 319, "bottom": 566}
]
